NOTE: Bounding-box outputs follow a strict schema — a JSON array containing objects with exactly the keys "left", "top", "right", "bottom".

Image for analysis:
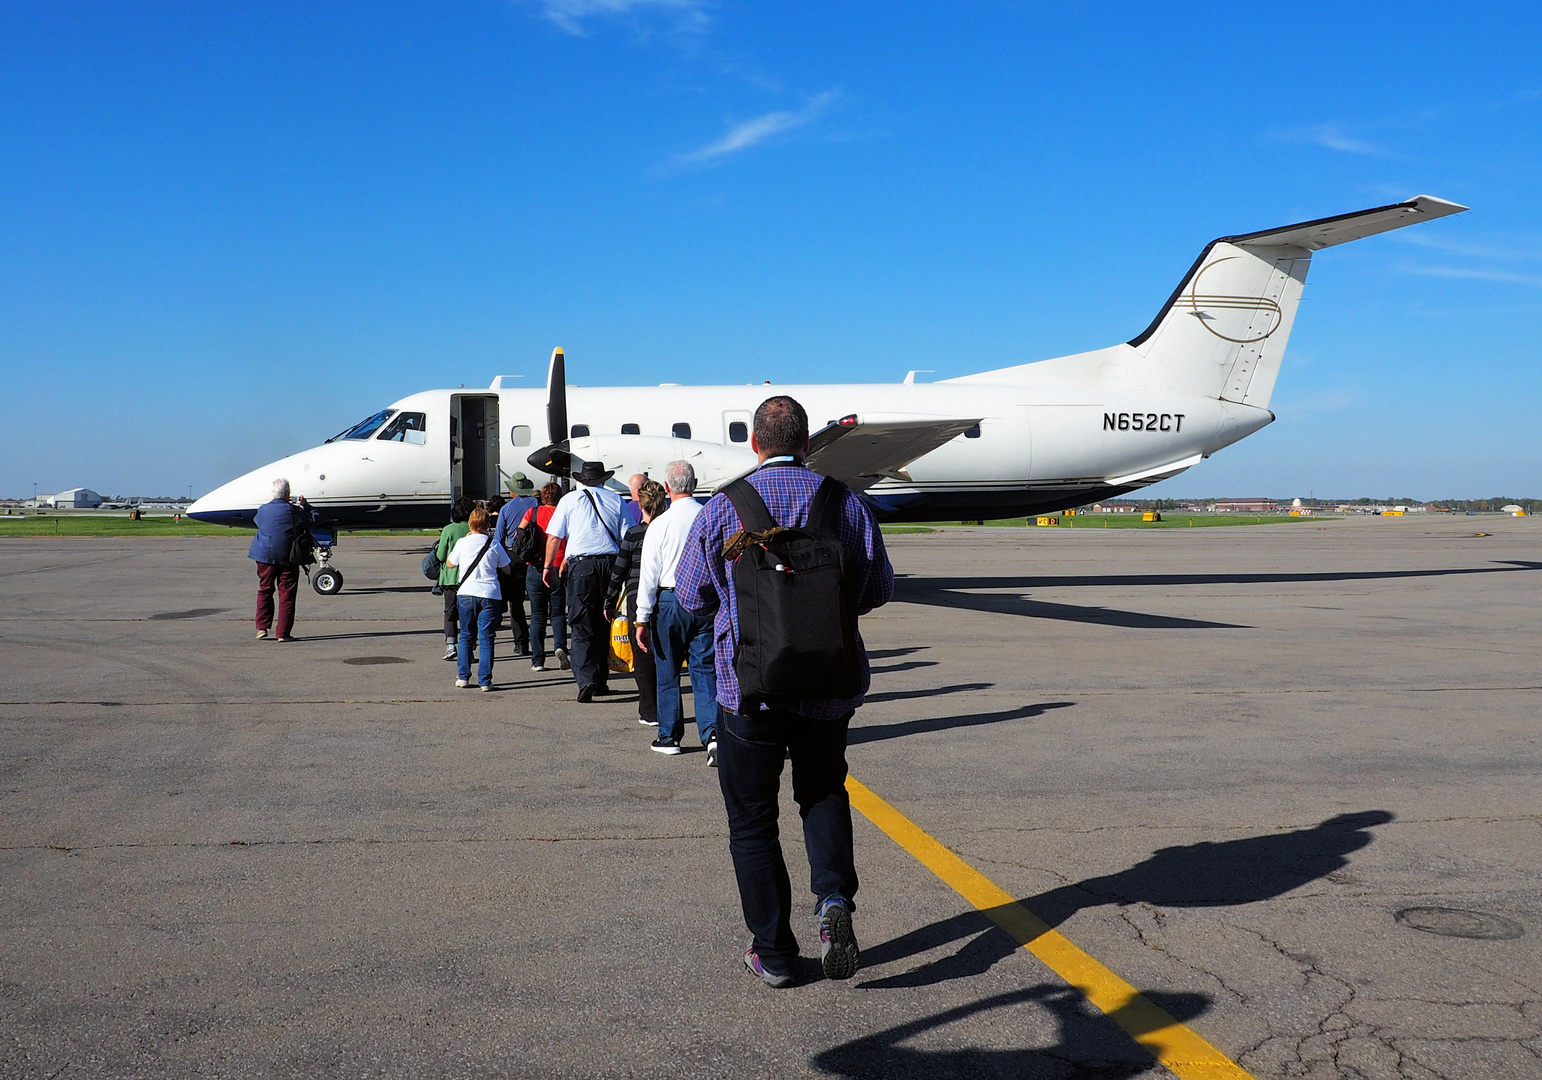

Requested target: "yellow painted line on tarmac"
[{"left": 846, "top": 775, "right": 1255, "bottom": 1080}]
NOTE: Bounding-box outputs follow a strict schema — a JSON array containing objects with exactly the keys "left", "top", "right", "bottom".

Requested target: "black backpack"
[
  {"left": 507, "top": 515, "right": 544, "bottom": 566},
  {"left": 721, "top": 475, "right": 860, "bottom": 708},
  {"left": 287, "top": 526, "right": 317, "bottom": 568}
]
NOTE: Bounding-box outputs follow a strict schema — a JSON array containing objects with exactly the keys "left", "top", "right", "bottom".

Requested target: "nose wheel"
[
  {"left": 311, "top": 566, "right": 344, "bottom": 595},
  {"left": 307, "top": 531, "right": 343, "bottom": 595}
]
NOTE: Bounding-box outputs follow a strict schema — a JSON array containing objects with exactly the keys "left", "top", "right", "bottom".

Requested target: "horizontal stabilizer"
[
  {"left": 1219, "top": 195, "right": 1467, "bottom": 251},
  {"left": 809, "top": 414, "right": 981, "bottom": 492}
]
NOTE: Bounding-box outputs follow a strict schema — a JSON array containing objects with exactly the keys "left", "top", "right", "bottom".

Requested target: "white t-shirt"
[
  {"left": 636, "top": 497, "right": 702, "bottom": 624},
  {"left": 447, "top": 533, "right": 511, "bottom": 600}
]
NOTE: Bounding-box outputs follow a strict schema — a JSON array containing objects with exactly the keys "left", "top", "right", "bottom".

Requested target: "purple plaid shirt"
[{"left": 675, "top": 460, "right": 894, "bottom": 719}]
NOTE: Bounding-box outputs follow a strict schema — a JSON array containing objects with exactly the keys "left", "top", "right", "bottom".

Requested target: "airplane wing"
[{"left": 807, "top": 413, "right": 981, "bottom": 492}]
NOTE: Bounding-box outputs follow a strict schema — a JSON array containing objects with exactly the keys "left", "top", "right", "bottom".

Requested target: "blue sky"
[{"left": 1, "top": 1, "right": 1537, "bottom": 499}]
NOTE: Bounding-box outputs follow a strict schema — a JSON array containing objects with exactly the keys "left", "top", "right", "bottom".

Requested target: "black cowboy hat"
[{"left": 574, "top": 460, "right": 615, "bottom": 485}]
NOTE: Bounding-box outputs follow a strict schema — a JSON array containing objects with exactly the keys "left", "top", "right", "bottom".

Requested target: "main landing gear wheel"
[{"left": 311, "top": 567, "right": 344, "bottom": 595}]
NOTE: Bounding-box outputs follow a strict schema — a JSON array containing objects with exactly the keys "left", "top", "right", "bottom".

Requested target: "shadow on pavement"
[
  {"left": 849, "top": 702, "right": 1073, "bottom": 746},
  {"left": 297, "top": 628, "right": 444, "bottom": 642},
  {"left": 867, "top": 647, "right": 931, "bottom": 660},
  {"left": 864, "top": 682, "right": 994, "bottom": 704},
  {"left": 900, "top": 560, "right": 1542, "bottom": 592},
  {"left": 862, "top": 810, "right": 1394, "bottom": 989},
  {"left": 894, "top": 581, "right": 1247, "bottom": 629},
  {"left": 812, "top": 984, "right": 1212, "bottom": 1079}
]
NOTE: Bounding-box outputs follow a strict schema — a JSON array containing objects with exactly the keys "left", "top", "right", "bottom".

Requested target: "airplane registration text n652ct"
[
  {"left": 187, "top": 195, "right": 1468, "bottom": 595},
  {"left": 1105, "top": 412, "right": 1185, "bottom": 433}
]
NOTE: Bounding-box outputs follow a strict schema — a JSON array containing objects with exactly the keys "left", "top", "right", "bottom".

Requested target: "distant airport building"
[
  {"left": 1212, "top": 498, "right": 1277, "bottom": 513},
  {"left": 45, "top": 487, "right": 104, "bottom": 509}
]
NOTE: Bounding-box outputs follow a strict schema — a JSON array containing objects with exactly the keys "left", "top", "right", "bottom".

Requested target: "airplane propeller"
[{"left": 525, "top": 346, "right": 574, "bottom": 481}]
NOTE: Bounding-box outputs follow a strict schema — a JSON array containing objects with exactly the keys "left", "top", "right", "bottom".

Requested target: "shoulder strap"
[
  {"left": 583, "top": 489, "right": 623, "bottom": 547},
  {"left": 807, "top": 475, "right": 847, "bottom": 539},
  {"left": 722, "top": 478, "right": 777, "bottom": 533},
  {"left": 462, "top": 534, "right": 493, "bottom": 578}
]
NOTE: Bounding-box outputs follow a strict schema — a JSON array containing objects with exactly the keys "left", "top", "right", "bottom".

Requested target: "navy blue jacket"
[{"left": 248, "top": 498, "right": 314, "bottom": 564}]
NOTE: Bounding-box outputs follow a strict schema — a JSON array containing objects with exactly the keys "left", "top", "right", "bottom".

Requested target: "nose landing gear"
[{"left": 307, "top": 531, "right": 345, "bottom": 595}]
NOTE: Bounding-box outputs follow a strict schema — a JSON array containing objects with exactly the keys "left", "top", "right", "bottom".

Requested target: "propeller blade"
[{"left": 546, "top": 347, "right": 568, "bottom": 447}]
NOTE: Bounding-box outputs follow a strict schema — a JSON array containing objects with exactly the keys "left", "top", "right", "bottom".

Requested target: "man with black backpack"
[{"left": 674, "top": 396, "right": 894, "bottom": 988}]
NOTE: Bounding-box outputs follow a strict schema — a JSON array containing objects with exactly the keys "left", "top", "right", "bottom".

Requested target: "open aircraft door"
[{"left": 451, "top": 394, "right": 501, "bottom": 504}]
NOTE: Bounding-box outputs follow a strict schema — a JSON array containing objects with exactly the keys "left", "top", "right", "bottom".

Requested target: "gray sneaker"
[
  {"left": 555, "top": 647, "right": 570, "bottom": 671},
  {"left": 819, "top": 899, "right": 859, "bottom": 980},
  {"left": 743, "top": 945, "right": 794, "bottom": 989}
]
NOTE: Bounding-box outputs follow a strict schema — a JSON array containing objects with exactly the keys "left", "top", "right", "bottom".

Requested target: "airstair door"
[{"left": 450, "top": 394, "right": 501, "bottom": 504}]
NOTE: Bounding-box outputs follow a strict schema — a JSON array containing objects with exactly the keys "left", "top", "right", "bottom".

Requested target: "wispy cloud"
[
  {"left": 1405, "top": 265, "right": 1542, "bottom": 289},
  {"left": 1273, "top": 123, "right": 1384, "bottom": 155},
  {"left": 678, "top": 91, "right": 839, "bottom": 164},
  {"left": 526, "top": 0, "right": 708, "bottom": 37},
  {"left": 1394, "top": 231, "right": 1542, "bottom": 261}
]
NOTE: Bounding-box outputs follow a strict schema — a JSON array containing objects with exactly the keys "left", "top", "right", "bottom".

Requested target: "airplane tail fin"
[
  {"left": 1125, "top": 196, "right": 1466, "bottom": 409},
  {"left": 946, "top": 196, "right": 1466, "bottom": 404}
]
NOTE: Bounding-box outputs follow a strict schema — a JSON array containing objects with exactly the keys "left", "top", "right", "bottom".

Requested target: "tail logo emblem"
[{"left": 1186, "top": 256, "right": 1283, "bottom": 344}]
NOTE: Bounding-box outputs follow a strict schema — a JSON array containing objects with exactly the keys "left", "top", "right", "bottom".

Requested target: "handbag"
[
  {"left": 422, "top": 549, "right": 442, "bottom": 580},
  {"left": 608, "top": 586, "right": 635, "bottom": 674}
]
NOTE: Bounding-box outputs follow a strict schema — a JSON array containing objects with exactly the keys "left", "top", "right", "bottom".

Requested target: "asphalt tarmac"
[{"left": 2, "top": 516, "right": 1539, "bottom": 1079}]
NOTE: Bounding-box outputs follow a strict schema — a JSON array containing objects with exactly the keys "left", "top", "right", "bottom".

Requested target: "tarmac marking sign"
[{"left": 846, "top": 775, "right": 1255, "bottom": 1080}]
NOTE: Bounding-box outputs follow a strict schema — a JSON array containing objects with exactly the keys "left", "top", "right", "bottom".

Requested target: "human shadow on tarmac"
[
  {"left": 849, "top": 702, "right": 1073, "bottom": 746},
  {"left": 864, "top": 682, "right": 994, "bottom": 704},
  {"left": 892, "top": 580, "right": 1246, "bottom": 629},
  {"left": 860, "top": 810, "right": 1393, "bottom": 990},
  {"left": 812, "top": 984, "right": 1212, "bottom": 1080}
]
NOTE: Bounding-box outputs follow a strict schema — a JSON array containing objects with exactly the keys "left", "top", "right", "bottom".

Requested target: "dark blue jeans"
[
  {"left": 456, "top": 594, "right": 498, "bottom": 686},
  {"left": 653, "top": 590, "right": 718, "bottom": 745},
  {"left": 717, "top": 707, "right": 857, "bottom": 971},
  {"left": 525, "top": 564, "right": 566, "bottom": 666}
]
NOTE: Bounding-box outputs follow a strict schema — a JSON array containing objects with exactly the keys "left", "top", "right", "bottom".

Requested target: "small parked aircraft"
[{"left": 190, "top": 195, "right": 1466, "bottom": 594}]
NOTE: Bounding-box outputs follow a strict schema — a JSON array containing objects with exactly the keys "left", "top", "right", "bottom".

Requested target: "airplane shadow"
[
  {"left": 892, "top": 560, "right": 1542, "bottom": 630},
  {"left": 812, "top": 984, "right": 1212, "bottom": 1080},
  {"left": 344, "top": 586, "right": 435, "bottom": 595},
  {"left": 860, "top": 810, "right": 1393, "bottom": 990},
  {"left": 849, "top": 702, "right": 1073, "bottom": 746},
  {"left": 893, "top": 581, "right": 1246, "bottom": 629},
  {"left": 299, "top": 628, "right": 444, "bottom": 642},
  {"left": 900, "top": 560, "right": 1542, "bottom": 592}
]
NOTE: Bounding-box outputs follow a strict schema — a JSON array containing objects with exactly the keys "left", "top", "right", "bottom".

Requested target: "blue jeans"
[
  {"left": 526, "top": 564, "right": 566, "bottom": 665},
  {"left": 457, "top": 595, "right": 497, "bottom": 686},
  {"left": 718, "top": 707, "right": 857, "bottom": 971},
  {"left": 653, "top": 590, "right": 718, "bottom": 745}
]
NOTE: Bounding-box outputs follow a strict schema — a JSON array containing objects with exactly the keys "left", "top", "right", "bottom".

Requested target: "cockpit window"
[
  {"left": 328, "top": 409, "right": 395, "bottom": 442},
  {"left": 377, "top": 412, "right": 427, "bottom": 442}
]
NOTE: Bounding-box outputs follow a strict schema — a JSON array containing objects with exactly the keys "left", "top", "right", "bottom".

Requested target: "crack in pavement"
[{"left": 2, "top": 832, "right": 727, "bottom": 853}]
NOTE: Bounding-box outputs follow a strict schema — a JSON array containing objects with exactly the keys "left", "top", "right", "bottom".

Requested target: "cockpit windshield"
[{"left": 327, "top": 409, "right": 395, "bottom": 442}]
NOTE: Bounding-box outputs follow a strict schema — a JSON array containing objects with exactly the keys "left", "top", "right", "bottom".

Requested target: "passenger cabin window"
[
  {"left": 329, "top": 409, "right": 394, "bottom": 442},
  {"left": 511, "top": 425, "right": 532, "bottom": 447},
  {"left": 621, "top": 423, "right": 640, "bottom": 435},
  {"left": 571, "top": 424, "right": 590, "bottom": 437},
  {"left": 728, "top": 421, "right": 748, "bottom": 443},
  {"left": 963, "top": 424, "right": 982, "bottom": 439},
  {"left": 672, "top": 422, "right": 691, "bottom": 439},
  {"left": 377, "top": 412, "right": 428, "bottom": 443}
]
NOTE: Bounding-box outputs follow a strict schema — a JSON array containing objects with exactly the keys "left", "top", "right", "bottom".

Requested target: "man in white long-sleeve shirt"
[{"left": 636, "top": 460, "right": 719, "bottom": 763}]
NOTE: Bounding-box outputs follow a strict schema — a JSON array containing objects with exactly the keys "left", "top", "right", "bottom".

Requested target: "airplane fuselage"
[{"left": 190, "top": 380, "right": 1272, "bottom": 529}]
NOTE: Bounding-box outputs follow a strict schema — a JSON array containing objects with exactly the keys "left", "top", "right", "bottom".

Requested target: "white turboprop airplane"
[{"left": 190, "top": 195, "right": 1466, "bottom": 594}]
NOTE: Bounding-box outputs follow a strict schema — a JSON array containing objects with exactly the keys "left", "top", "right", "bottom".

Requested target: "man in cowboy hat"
[
  {"left": 542, "top": 460, "right": 630, "bottom": 702},
  {"left": 494, "top": 471, "right": 539, "bottom": 654}
]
